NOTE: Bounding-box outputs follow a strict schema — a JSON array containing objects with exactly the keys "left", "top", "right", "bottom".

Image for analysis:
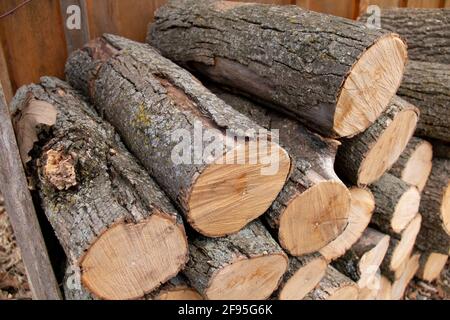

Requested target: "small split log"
[
  {"left": 184, "top": 220, "right": 288, "bottom": 300},
  {"left": 320, "top": 188, "right": 375, "bottom": 262},
  {"left": 276, "top": 253, "right": 328, "bottom": 300},
  {"left": 398, "top": 60, "right": 450, "bottom": 142},
  {"left": 376, "top": 276, "right": 392, "bottom": 300},
  {"left": 391, "top": 253, "right": 421, "bottom": 300},
  {"left": 149, "top": 0, "right": 407, "bottom": 138},
  {"left": 336, "top": 96, "right": 419, "bottom": 186},
  {"left": 11, "top": 78, "right": 188, "bottom": 300},
  {"left": 369, "top": 174, "right": 421, "bottom": 236},
  {"left": 146, "top": 275, "right": 203, "bottom": 300},
  {"left": 360, "top": 8, "right": 450, "bottom": 64},
  {"left": 415, "top": 158, "right": 450, "bottom": 255},
  {"left": 207, "top": 87, "right": 351, "bottom": 256},
  {"left": 381, "top": 214, "right": 422, "bottom": 281},
  {"left": 333, "top": 228, "right": 390, "bottom": 298},
  {"left": 65, "top": 34, "right": 291, "bottom": 237},
  {"left": 304, "top": 266, "right": 359, "bottom": 300},
  {"left": 388, "top": 137, "right": 433, "bottom": 192},
  {"left": 416, "top": 252, "right": 448, "bottom": 283}
]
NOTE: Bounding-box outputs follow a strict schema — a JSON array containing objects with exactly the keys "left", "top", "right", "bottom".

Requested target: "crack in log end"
[{"left": 43, "top": 149, "right": 77, "bottom": 191}]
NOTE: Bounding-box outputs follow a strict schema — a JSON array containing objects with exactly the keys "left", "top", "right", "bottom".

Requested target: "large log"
[
  {"left": 398, "top": 61, "right": 450, "bottom": 143},
  {"left": 207, "top": 87, "right": 351, "bottom": 255},
  {"left": 415, "top": 158, "right": 450, "bottom": 255},
  {"left": 65, "top": 34, "right": 291, "bottom": 237},
  {"left": 184, "top": 220, "right": 288, "bottom": 300},
  {"left": 416, "top": 252, "right": 448, "bottom": 283},
  {"left": 304, "top": 266, "right": 359, "bottom": 300},
  {"left": 276, "top": 253, "right": 328, "bottom": 300},
  {"left": 369, "top": 174, "right": 421, "bottom": 236},
  {"left": 388, "top": 137, "right": 433, "bottom": 192},
  {"left": 336, "top": 96, "right": 419, "bottom": 186},
  {"left": 11, "top": 77, "right": 188, "bottom": 300},
  {"left": 320, "top": 188, "right": 375, "bottom": 262},
  {"left": 149, "top": 0, "right": 407, "bottom": 138},
  {"left": 333, "top": 228, "right": 390, "bottom": 299},
  {"left": 360, "top": 8, "right": 450, "bottom": 64}
]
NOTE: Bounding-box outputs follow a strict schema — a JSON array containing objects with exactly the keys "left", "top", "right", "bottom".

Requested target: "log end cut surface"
[
  {"left": 443, "top": 183, "right": 450, "bottom": 233},
  {"left": 390, "top": 214, "right": 422, "bottom": 271},
  {"left": 205, "top": 254, "right": 287, "bottom": 300},
  {"left": 358, "top": 107, "right": 418, "bottom": 185},
  {"left": 279, "top": 181, "right": 351, "bottom": 256},
  {"left": 391, "top": 253, "right": 420, "bottom": 300},
  {"left": 401, "top": 141, "right": 433, "bottom": 192},
  {"left": 418, "top": 253, "right": 448, "bottom": 283},
  {"left": 391, "top": 187, "right": 421, "bottom": 233},
  {"left": 81, "top": 214, "right": 188, "bottom": 300},
  {"left": 279, "top": 256, "right": 328, "bottom": 300},
  {"left": 188, "top": 142, "right": 290, "bottom": 236},
  {"left": 334, "top": 35, "right": 407, "bottom": 137},
  {"left": 153, "top": 289, "right": 203, "bottom": 300}
]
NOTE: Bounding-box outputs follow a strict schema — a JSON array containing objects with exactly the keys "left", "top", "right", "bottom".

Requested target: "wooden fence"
[{"left": 0, "top": 0, "right": 449, "bottom": 102}]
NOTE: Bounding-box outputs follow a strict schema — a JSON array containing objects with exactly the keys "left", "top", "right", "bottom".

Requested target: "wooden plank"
[
  {"left": 297, "top": 0, "right": 357, "bottom": 18},
  {"left": 0, "top": 85, "right": 61, "bottom": 300},
  {"left": 239, "top": 0, "right": 294, "bottom": 4},
  {"left": 86, "top": 0, "right": 165, "bottom": 42},
  {"left": 0, "top": 44, "right": 12, "bottom": 103},
  {"left": 0, "top": 0, "right": 67, "bottom": 91},
  {"left": 407, "top": 0, "right": 443, "bottom": 7},
  {"left": 445, "top": 0, "right": 450, "bottom": 7},
  {"left": 59, "top": 0, "right": 90, "bottom": 54}
]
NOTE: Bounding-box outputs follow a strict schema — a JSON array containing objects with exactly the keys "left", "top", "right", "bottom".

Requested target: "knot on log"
[{"left": 43, "top": 149, "right": 77, "bottom": 191}]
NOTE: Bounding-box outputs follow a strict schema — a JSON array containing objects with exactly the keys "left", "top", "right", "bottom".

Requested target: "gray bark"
[
  {"left": 149, "top": 0, "right": 400, "bottom": 137},
  {"left": 398, "top": 60, "right": 450, "bottom": 142},
  {"left": 388, "top": 137, "right": 429, "bottom": 181}
]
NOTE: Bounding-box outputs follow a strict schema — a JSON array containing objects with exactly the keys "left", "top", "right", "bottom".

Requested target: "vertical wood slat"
[
  {"left": 0, "top": 44, "right": 13, "bottom": 103},
  {"left": 0, "top": 85, "right": 62, "bottom": 300},
  {"left": 296, "top": 0, "right": 357, "bottom": 18},
  {"left": 59, "top": 0, "right": 90, "bottom": 54},
  {"left": 0, "top": 0, "right": 67, "bottom": 92},
  {"left": 407, "top": 0, "right": 444, "bottom": 7}
]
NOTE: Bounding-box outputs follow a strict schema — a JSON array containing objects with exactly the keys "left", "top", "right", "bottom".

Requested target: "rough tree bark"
[
  {"left": 335, "top": 96, "right": 419, "bottom": 186},
  {"left": 11, "top": 77, "right": 188, "bottom": 300},
  {"left": 304, "top": 266, "right": 359, "bottom": 300},
  {"left": 360, "top": 8, "right": 450, "bottom": 64},
  {"left": 65, "top": 34, "right": 291, "bottom": 237},
  {"left": 208, "top": 86, "right": 351, "bottom": 256},
  {"left": 369, "top": 174, "right": 421, "bottom": 236},
  {"left": 416, "top": 251, "right": 448, "bottom": 283},
  {"left": 415, "top": 158, "right": 450, "bottom": 255},
  {"left": 388, "top": 137, "right": 433, "bottom": 192},
  {"left": 184, "top": 220, "right": 288, "bottom": 300},
  {"left": 149, "top": 0, "right": 407, "bottom": 138},
  {"left": 398, "top": 60, "right": 450, "bottom": 143}
]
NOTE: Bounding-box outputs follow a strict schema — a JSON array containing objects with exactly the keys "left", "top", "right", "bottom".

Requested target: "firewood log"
[
  {"left": 304, "top": 266, "right": 359, "bottom": 300},
  {"left": 65, "top": 34, "right": 291, "bottom": 237},
  {"left": 398, "top": 61, "right": 450, "bottom": 142},
  {"left": 360, "top": 8, "right": 450, "bottom": 64},
  {"left": 333, "top": 228, "right": 390, "bottom": 298},
  {"left": 11, "top": 77, "right": 188, "bottom": 300},
  {"left": 376, "top": 276, "right": 392, "bottom": 300},
  {"left": 206, "top": 87, "right": 351, "bottom": 255},
  {"left": 184, "top": 220, "right": 288, "bottom": 300},
  {"left": 391, "top": 253, "right": 420, "bottom": 300},
  {"left": 380, "top": 214, "right": 422, "bottom": 281},
  {"left": 416, "top": 252, "right": 448, "bottom": 283},
  {"left": 149, "top": 0, "right": 407, "bottom": 138},
  {"left": 369, "top": 174, "right": 421, "bottom": 236},
  {"left": 320, "top": 188, "right": 375, "bottom": 262},
  {"left": 388, "top": 137, "right": 433, "bottom": 192},
  {"left": 276, "top": 253, "right": 328, "bottom": 300},
  {"left": 415, "top": 158, "right": 450, "bottom": 255},
  {"left": 336, "top": 97, "right": 419, "bottom": 186}
]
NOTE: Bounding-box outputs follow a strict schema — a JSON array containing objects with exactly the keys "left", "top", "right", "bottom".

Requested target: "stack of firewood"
[{"left": 8, "top": 1, "right": 449, "bottom": 300}]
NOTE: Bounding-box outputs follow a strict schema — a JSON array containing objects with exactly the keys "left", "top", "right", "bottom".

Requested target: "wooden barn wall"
[{"left": 0, "top": 0, "right": 448, "bottom": 102}]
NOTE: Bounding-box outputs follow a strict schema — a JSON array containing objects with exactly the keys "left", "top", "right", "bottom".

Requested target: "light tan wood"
[
  {"left": 320, "top": 188, "right": 375, "bottom": 261},
  {"left": 81, "top": 215, "right": 188, "bottom": 300},
  {"left": 278, "top": 255, "right": 328, "bottom": 300},
  {"left": 390, "top": 214, "right": 422, "bottom": 271},
  {"left": 305, "top": 266, "right": 359, "bottom": 300},
  {"left": 279, "top": 181, "right": 350, "bottom": 255},
  {"left": 334, "top": 35, "right": 407, "bottom": 137},
  {"left": 417, "top": 252, "right": 448, "bottom": 282},
  {"left": 153, "top": 288, "right": 203, "bottom": 300},
  {"left": 391, "top": 253, "right": 420, "bottom": 300},
  {"left": 206, "top": 255, "right": 288, "bottom": 300},
  {"left": 391, "top": 187, "right": 421, "bottom": 233},
  {"left": 443, "top": 182, "right": 450, "bottom": 233},
  {"left": 400, "top": 140, "right": 433, "bottom": 192},
  {"left": 358, "top": 109, "right": 418, "bottom": 185},
  {"left": 376, "top": 276, "right": 392, "bottom": 300},
  {"left": 189, "top": 141, "right": 290, "bottom": 236}
]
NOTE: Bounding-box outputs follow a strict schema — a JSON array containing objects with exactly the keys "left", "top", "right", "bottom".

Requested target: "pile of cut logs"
[{"left": 8, "top": 1, "right": 449, "bottom": 300}]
